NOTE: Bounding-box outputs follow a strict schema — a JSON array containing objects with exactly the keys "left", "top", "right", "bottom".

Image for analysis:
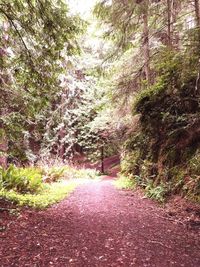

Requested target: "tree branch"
[{"left": 0, "top": 7, "right": 32, "bottom": 58}]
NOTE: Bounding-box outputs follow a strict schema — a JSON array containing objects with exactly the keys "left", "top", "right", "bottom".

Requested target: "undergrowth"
[
  {"left": 0, "top": 165, "right": 43, "bottom": 193},
  {"left": 120, "top": 43, "right": 200, "bottom": 203},
  {"left": 0, "top": 164, "right": 100, "bottom": 209},
  {"left": 114, "top": 175, "right": 136, "bottom": 190},
  {"left": 0, "top": 180, "right": 79, "bottom": 209},
  {"left": 114, "top": 174, "right": 167, "bottom": 202},
  {"left": 145, "top": 181, "right": 167, "bottom": 202}
]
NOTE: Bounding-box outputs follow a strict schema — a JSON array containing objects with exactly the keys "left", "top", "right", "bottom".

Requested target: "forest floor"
[{"left": 0, "top": 174, "right": 200, "bottom": 267}]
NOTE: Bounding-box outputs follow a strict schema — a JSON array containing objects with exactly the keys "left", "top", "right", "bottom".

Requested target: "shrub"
[
  {"left": 0, "top": 165, "right": 42, "bottom": 193},
  {"left": 121, "top": 151, "right": 140, "bottom": 175},
  {"left": 43, "top": 167, "right": 66, "bottom": 183},
  {"left": 145, "top": 181, "right": 167, "bottom": 202},
  {"left": 114, "top": 174, "right": 136, "bottom": 190},
  {"left": 183, "top": 176, "right": 200, "bottom": 202}
]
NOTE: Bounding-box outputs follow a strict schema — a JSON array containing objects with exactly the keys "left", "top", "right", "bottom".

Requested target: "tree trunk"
[
  {"left": 173, "top": 0, "right": 181, "bottom": 48},
  {"left": 58, "top": 92, "right": 66, "bottom": 160},
  {"left": 166, "top": 0, "right": 181, "bottom": 48},
  {"left": 0, "top": 128, "right": 8, "bottom": 168},
  {"left": 167, "top": 0, "right": 177, "bottom": 47},
  {"left": 167, "top": 0, "right": 173, "bottom": 47},
  {"left": 101, "top": 146, "right": 104, "bottom": 174},
  {"left": 142, "top": 1, "right": 150, "bottom": 84},
  {"left": 194, "top": 0, "right": 200, "bottom": 27},
  {"left": 58, "top": 127, "right": 66, "bottom": 160}
]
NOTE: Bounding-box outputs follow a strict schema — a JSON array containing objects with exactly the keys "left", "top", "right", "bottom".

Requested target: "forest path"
[{"left": 1, "top": 177, "right": 200, "bottom": 267}]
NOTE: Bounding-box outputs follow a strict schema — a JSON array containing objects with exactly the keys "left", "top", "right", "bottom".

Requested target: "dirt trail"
[{"left": 0, "top": 178, "right": 200, "bottom": 267}]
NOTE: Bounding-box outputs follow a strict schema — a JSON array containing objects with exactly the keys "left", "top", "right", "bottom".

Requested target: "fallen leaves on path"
[{"left": 0, "top": 178, "right": 200, "bottom": 267}]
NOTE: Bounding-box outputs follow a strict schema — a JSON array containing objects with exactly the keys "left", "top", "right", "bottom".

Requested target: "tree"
[
  {"left": 141, "top": 0, "right": 150, "bottom": 83},
  {"left": 194, "top": 0, "right": 200, "bottom": 27},
  {"left": 93, "top": 0, "right": 200, "bottom": 199},
  {"left": 0, "top": 0, "right": 84, "bottom": 165}
]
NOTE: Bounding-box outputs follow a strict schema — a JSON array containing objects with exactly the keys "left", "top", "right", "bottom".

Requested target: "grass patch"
[
  {"left": 0, "top": 164, "right": 101, "bottom": 209},
  {"left": 0, "top": 180, "right": 79, "bottom": 209},
  {"left": 114, "top": 175, "right": 136, "bottom": 190},
  {"left": 65, "top": 167, "right": 101, "bottom": 180}
]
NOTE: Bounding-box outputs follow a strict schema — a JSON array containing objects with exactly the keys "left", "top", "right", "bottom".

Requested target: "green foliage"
[
  {"left": 0, "top": 165, "right": 42, "bottom": 193},
  {"left": 133, "top": 78, "right": 166, "bottom": 114},
  {"left": 134, "top": 49, "right": 183, "bottom": 114},
  {"left": 183, "top": 176, "right": 200, "bottom": 203},
  {"left": 114, "top": 173, "right": 167, "bottom": 202},
  {"left": 64, "top": 167, "right": 100, "bottom": 180},
  {"left": 121, "top": 151, "right": 140, "bottom": 175},
  {"left": 140, "top": 160, "right": 156, "bottom": 181},
  {"left": 0, "top": 180, "right": 78, "bottom": 209},
  {"left": 114, "top": 174, "right": 136, "bottom": 190},
  {"left": 0, "top": 0, "right": 85, "bottom": 163},
  {"left": 182, "top": 151, "right": 200, "bottom": 202},
  {"left": 94, "top": 0, "right": 143, "bottom": 52},
  {"left": 0, "top": 164, "right": 101, "bottom": 209},
  {"left": 41, "top": 74, "right": 102, "bottom": 160},
  {"left": 145, "top": 181, "right": 167, "bottom": 202},
  {"left": 0, "top": 129, "right": 6, "bottom": 141},
  {"left": 43, "top": 167, "right": 66, "bottom": 183},
  {"left": 188, "top": 151, "right": 200, "bottom": 176},
  {"left": 93, "top": 0, "right": 200, "bottom": 202},
  {"left": 120, "top": 44, "right": 200, "bottom": 198},
  {"left": 167, "top": 167, "right": 185, "bottom": 190},
  {"left": 133, "top": 48, "right": 183, "bottom": 113}
]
